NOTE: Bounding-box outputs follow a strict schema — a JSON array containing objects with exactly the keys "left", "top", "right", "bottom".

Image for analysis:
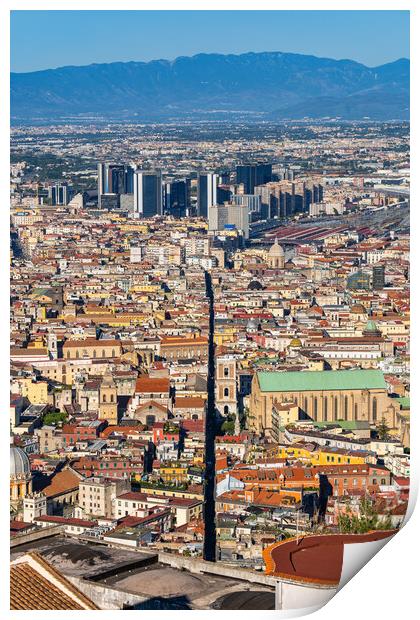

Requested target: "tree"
[
  {"left": 377, "top": 416, "right": 390, "bottom": 441},
  {"left": 42, "top": 411, "right": 67, "bottom": 427},
  {"left": 221, "top": 420, "right": 235, "bottom": 435},
  {"left": 338, "top": 497, "right": 393, "bottom": 534}
]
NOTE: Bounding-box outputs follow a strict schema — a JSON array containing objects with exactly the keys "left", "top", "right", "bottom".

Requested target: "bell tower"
[
  {"left": 99, "top": 370, "right": 118, "bottom": 424},
  {"left": 215, "top": 355, "right": 237, "bottom": 417}
]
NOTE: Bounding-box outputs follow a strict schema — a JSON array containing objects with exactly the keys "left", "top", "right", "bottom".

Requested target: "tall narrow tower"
[
  {"left": 215, "top": 355, "right": 237, "bottom": 417},
  {"left": 99, "top": 370, "right": 118, "bottom": 424}
]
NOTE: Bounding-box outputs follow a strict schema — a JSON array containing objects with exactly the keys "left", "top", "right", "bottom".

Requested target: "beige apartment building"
[
  {"left": 79, "top": 477, "right": 129, "bottom": 518},
  {"left": 63, "top": 338, "right": 122, "bottom": 360}
]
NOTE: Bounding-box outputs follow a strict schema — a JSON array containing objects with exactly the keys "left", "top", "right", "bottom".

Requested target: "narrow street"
[{"left": 203, "top": 270, "right": 216, "bottom": 562}]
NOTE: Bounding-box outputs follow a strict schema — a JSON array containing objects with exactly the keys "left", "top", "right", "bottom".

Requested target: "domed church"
[
  {"left": 267, "top": 238, "right": 285, "bottom": 269},
  {"left": 10, "top": 440, "right": 33, "bottom": 510}
]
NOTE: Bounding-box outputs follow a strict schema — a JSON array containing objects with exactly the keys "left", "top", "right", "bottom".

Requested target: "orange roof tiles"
[
  {"left": 36, "top": 468, "right": 81, "bottom": 498},
  {"left": 63, "top": 338, "right": 121, "bottom": 348},
  {"left": 135, "top": 376, "right": 170, "bottom": 393},
  {"left": 10, "top": 553, "right": 98, "bottom": 610},
  {"left": 174, "top": 396, "right": 206, "bottom": 408}
]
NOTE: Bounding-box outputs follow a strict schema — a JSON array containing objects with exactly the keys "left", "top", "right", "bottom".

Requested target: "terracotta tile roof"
[
  {"left": 136, "top": 399, "right": 168, "bottom": 413},
  {"left": 174, "top": 396, "right": 206, "bottom": 409},
  {"left": 135, "top": 376, "right": 170, "bottom": 393},
  {"left": 10, "top": 553, "right": 98, "bottom": 610},
  {"left": 63, "top": 338, "right": 120, "bottom": 348},
  {"left": 181, "top": 419, "right": 205, "bottom": 433},
  {"left": 35, "top": 468, "right": 82, "bottom": 498}
]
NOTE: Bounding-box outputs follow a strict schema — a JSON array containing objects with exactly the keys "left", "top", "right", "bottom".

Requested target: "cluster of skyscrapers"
[
  {"left": 96, "top": 161, "right": 322, "bottom": 230},
  {"left": 48, "top": 183, "right": 73, "bottom": 207}
]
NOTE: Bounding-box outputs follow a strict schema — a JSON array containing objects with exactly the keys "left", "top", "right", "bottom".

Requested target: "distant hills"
[{"left": 10, "top": 51, "right": 409, "bottom": 122}]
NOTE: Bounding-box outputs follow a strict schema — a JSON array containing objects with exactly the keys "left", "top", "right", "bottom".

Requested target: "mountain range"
[{"left": 10, "top": 51, "right": 410, "bottom": 122}]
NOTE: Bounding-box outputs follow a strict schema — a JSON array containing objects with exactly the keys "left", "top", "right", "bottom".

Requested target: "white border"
[{"left": 1, "top": 2, "right": 417, "bottom": 619}]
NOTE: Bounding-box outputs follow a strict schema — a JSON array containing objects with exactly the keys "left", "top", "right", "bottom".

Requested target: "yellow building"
[
  {"left": 63, "top": 338, "right": 122, "bottom": 360},
  {"left": 139, "top": 485, "right": 203, "bottom": 501},
  {"left": 18, "top": 378, "right": 48, "bottom": 405},
  {"left": 98, "top": 371, "right": 118, "bottom": 424},
  {"left": 159, "top": 463, "right": 189, "bottom": 484},
  {"left": 214, "top": 325, "right": 237, "bottom": 346},
  {"left": 276, "top": 445, "right": 367, "bottom": 466}
]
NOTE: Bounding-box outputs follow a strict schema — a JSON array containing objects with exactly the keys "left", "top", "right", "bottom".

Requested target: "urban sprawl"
[{"left": 10, "top": 121, "right": 410, "bottom": 610}]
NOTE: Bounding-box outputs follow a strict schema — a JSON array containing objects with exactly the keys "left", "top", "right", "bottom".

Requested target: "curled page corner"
[
  {"left": 338, "top": 532, "right": 396, "bottom": 590},
  {"left": 402, "top": 477, "right": 418, "bottom": 525},
  {"left": 264, "top": 529, "right": 400, "bottom": 615}
]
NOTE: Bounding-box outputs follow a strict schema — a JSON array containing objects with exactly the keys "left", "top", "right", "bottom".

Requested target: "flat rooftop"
[
  {"left": 10, "top": 536, "right": 156, "bottom": 580},
  {"left": 10, "top": 535, "right": 275, "bottom": 609}
]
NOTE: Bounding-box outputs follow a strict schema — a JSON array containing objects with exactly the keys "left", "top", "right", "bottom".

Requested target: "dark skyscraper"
[
  {"left": 97, "top": 163, "right": 134, "bottom": 207},
  {"left": 164, "top": 179, "right": 191, "bottom": 217},
  {"left": 236, "top": 163, "right": 272, "bottom": 194},
  {"left": 197, "top": 172, "right": 218, "bottom": 218},
  {"left": 133, "top": 169, "right": 162, "bottom": 217},
  {"left": 48, "top": 183, "right": 72, "bottom": 206}
]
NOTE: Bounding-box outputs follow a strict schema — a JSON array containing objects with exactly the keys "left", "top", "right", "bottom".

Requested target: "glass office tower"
[
  {"left": 197, "top": 172, "right": 218, "bottom": 218},
  {"left": 236, "top": 163, "right": 272, "bottom": 194},
  {"left": 133, "top": 170, "right": 163, "bottom": 217}
]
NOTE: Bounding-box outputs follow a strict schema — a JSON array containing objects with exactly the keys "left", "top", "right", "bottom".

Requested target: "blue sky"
[{"left": 10, "top": 10, "right": 410, "bottom": 73}]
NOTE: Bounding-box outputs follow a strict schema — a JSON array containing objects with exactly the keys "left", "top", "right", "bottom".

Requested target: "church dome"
[
  {"left": 248, "top": 280, "right": 264, "bottom": 291},
  {"left": 350, "top": 304, "right": 366, "bottom": 314},
  {"left": 289, "top": 338, "right": 302, "bottom": 348},
  {"left": 268, "top": 238, "right": 285, "bottom": 257},
  {"left": 10, "top": 445, "right": 31, "bottom": 478},
  {"left": 364, "top": 320, "right": 380, "bottom": 334}
]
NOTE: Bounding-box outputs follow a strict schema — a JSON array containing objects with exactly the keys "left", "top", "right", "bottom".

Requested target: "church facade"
[{"left": 249, "top": 369, "right": 399, "bottom": 435}]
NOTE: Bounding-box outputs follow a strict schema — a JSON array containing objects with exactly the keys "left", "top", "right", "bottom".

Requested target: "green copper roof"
[
  {"left": 257, "top": 369, "right": 387, "bottom": 393},
  {"left": 395, "top": 396, "right": 410, "bottom": 410},
  {"left": 314, "top": 420, "right": 363, "bottom": 430}
]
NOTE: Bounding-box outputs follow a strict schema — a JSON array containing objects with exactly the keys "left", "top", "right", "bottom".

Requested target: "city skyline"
[{"left": 11, "top": 10, "right": 410, "bottom": 73}]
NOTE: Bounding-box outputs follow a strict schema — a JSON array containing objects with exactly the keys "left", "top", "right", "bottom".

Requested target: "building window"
[
  {"left": 224, "top": 387, "right": 229, "bottom": 398},
  {"left": 372, "top": 397, "right": 378, "bottom": 421},
  {"left": 304, "top": 397, "right": 308, "bottom": 412},
  {"left": 313, "top": 397, "right": 318, "bottom": 419},
  {"left": 344, "top": 396, "right": 348, "bottom": 421},
  {"left": 334, "top": 397, "right": 338, "bottom": 420},
  {"left": 354, "top": 403, "right": 358, "bottom": 420},
  {"left": 323, "top": 397, "right": 328, "bottom": 421},
  {"left": 224, "top": 367, "right": 229, "bottom": 377}
]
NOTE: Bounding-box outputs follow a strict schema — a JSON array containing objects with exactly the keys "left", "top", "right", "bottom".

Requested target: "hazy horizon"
[{"left": 11, "top": 49, "right": 410, "bottom": 75}]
